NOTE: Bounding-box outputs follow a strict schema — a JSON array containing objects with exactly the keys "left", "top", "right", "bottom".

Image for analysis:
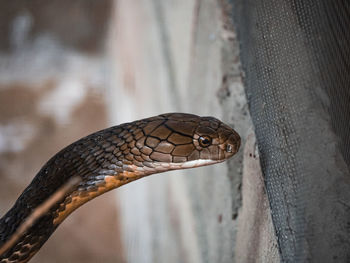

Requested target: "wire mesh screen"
[{"left": 231, "top": 0, "right": 350, "bottom": 262}]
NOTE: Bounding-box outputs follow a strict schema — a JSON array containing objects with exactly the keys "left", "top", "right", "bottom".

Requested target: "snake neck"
[
  {"left": 0, "top": 125, "right": 149, "bottom": 263},
  {"left": 0, "top": 165, "right": 147, "bottom": 263}
]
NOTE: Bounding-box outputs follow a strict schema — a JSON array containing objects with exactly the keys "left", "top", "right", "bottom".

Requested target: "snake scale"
[{"left": 0, "top": 113, "right": 240, "bottom": 263}]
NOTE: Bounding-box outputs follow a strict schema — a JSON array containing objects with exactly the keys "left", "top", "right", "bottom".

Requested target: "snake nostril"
[{"left": 226, "top": 144, "right": 233, "bottom": 153}]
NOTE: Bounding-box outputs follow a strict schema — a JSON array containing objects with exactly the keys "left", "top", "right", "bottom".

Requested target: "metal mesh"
[{"left": 231, "top": 0, "right": 350, "bottom": 262}]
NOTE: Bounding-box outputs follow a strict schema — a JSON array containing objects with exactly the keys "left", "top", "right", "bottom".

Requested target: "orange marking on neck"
[{"left": 53, "top": 168, "right": 144, "bottom": 225}]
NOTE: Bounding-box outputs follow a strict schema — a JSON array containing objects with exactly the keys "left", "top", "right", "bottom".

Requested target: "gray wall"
[{"left": 107, "top": 1, "right": 276, "bottom": 262}]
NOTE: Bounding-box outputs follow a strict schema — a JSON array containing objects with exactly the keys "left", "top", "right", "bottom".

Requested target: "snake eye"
[{"left": 198, "top": 136, "right": 212, "bottom": 147}]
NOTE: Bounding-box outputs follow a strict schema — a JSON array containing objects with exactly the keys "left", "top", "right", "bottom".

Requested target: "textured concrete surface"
[
  {"left": 235, "top": 134, "right": 279, "bottom": 263},
  {"left": 232, "top": 0, "right": 350, "bottom": 261}
]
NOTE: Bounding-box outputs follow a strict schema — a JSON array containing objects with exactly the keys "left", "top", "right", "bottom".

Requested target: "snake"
[{"left": 0, "top": 113, "right": 240, "bottom": 263}]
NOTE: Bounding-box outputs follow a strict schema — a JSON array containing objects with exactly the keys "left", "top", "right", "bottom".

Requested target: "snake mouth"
[
  {"left": 132, "top": 159, "right": 222, "bottom": 174},
  {"left": 175, "top": 159, "right": 220, "bottom": 168}
]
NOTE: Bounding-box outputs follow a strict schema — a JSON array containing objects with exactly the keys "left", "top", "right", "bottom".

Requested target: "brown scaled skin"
[{"left": 0, "top": 113, "right": 240, "bottom": 263}]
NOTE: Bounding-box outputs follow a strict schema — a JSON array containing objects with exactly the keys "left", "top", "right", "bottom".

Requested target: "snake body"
[{"left": 0, "top": 113, "right": 240, "bottom": 263}]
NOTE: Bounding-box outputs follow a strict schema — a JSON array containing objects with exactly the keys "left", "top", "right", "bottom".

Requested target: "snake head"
[{"left": 135, "top": 113, "right": 241, "bottom": 171}]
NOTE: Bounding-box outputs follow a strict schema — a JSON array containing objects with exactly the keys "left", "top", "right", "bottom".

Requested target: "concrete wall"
[{"left": 107, "top": 1, "right": 277, "bottom": 262}]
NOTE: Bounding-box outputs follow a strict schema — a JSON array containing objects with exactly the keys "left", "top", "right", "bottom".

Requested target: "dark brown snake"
[{"left": 0, "top": 113, "right": 240, "bottom": 263}]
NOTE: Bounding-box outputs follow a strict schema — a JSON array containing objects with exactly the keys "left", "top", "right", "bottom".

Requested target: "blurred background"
[
  {"left": 0, "top": 1, "right": 253, "bottom": 262},
  {"left": 2, "top": 0, "right": 349, "bottom": 262}
]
